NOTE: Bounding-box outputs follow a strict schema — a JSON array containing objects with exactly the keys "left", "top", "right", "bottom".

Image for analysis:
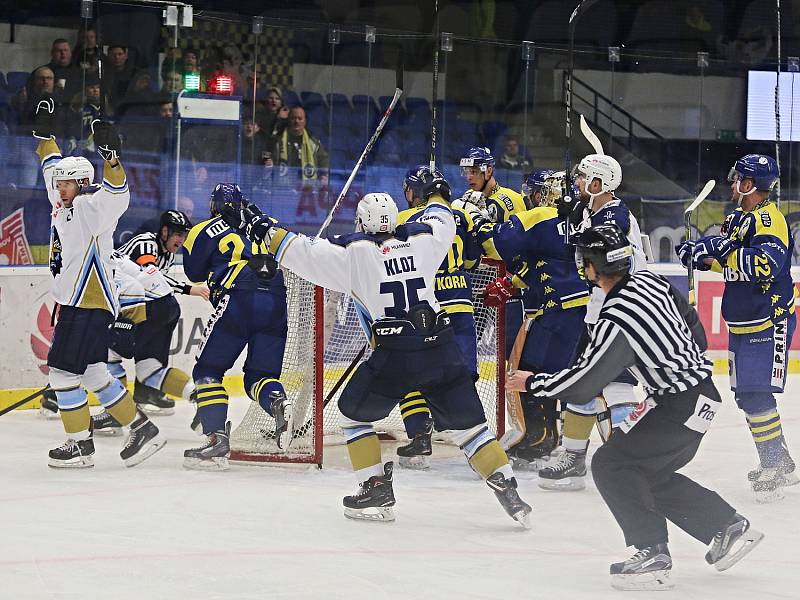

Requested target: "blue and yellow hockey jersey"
[
  {"left": 398, "top": 203, "right": 483, "bottom": 315},
  {"left": 713, "top": 201, "right": 797, "bottom": 333},
  {"left": 478, "top": 206, "right": 590, "bottom": 314},
  {"left": 183, "top": 215, "right": 285, "bottom": 304}
]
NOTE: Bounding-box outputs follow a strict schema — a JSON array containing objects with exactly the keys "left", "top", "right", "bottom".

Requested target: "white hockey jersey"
[
  {"left": 269, "top": 200, "right": 455, "bottom": 338},
  {"left": 112, "top": 251, "right": 174, "bottom": 323},
  {"left": 38, "top": 139, "right": 129, "bottom": 314}
]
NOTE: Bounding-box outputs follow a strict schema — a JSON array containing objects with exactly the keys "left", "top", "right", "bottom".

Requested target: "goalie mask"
[{"left": 355, "top": 192, "right": 398, "bottom": 235}]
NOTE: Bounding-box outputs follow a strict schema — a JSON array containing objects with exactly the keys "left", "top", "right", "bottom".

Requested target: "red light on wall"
[{"left": 208, "top": 74, "right": 233, "bottom": 95}]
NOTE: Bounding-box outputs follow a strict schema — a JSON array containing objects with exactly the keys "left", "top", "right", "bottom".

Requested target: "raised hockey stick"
[
  {"left": 317, "top": 60, "right": 404, "bottom": 237},
  {"left": 685, "top": 179, "right": 716, "bottom": 306},
  {"left": 580, "top": 113, "right": 604, "bottom": 155},
  {"left": 0, "top": 386, "right": 49, "bottom": 417},
  {"left": 499, "top": 318, "right": 530, "bottom": 450},
  {"left": 429, "top": 0, "right": 440, "bottom": 170}
]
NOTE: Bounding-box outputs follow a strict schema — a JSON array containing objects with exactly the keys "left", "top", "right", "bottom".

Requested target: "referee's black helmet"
[{"left": 572, "top": 223, "right": 632, "bottom": 276}]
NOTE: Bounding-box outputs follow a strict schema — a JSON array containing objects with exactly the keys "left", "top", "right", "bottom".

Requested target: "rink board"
[{"left": 1, "top": 265, "right": 799, "bottom": 412}]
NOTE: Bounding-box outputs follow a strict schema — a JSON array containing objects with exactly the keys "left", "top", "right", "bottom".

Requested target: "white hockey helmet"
[
  {"left": 355, "top": 192, "right": 398, "bottom": 234},
  {"left": 52, "top": 156, "right": 95, "bottom": 187},
  {"left": 574, "top": 154, "right": 621, "bottom": 193}
]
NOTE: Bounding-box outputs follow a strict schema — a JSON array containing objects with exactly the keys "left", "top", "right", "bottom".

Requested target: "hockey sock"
[
  {"left": 462, "top": 427, "right": 509, "bottom": 479},
  {"left": 747, "top": 410, "right": 786, "bottom": 468},
  {"left": 248, "top": 377, "right": 285, "bottom": 416},
  {"left": 399, "top": 391, "right": 431, "bottom": 438},
  {"left": 195, "top": 381, "right": 229, "bottom": 434},
  {"left": 97, "top": 379, "right": 137, "bottom": 426},
  {"left": 157, "top": 367, "right": 193, "bottom": 399},
  {"left": 343, "top": 424, "right": 382, "bottom": 481},
  {"left": 56, "top": 387, "right": 91, "bottom": 437},
  {"left": 562, "top": 408, "right": 595, "bottom": 452}
]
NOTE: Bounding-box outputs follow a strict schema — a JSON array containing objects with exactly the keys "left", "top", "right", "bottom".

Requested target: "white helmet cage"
[
  {"left": 355, "top": 192, "right": 399, "bottom": 234},
  {"left": 574, "top": 154, "right": 622, "bottom": 194},
  {"left": 541, "top": 171, "right": 566, "bottom": 207},
  {"left": 52, "top": 156, "right": 95, "bottom": 189}
]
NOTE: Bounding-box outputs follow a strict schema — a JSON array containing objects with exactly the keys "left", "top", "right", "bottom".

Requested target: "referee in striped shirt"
[{"left": 507, "top": 224, "right": 762, "bottom": 591}]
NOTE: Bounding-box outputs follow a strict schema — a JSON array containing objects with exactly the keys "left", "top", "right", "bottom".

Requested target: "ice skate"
[
  {"left": 397, "top": 418, "right": 433, "bottom": 470},
  {"left": 184, "top": 422, "right": 231, "bottom": 471},
  {"left": 751, "top": 467, "right": 787, "bottom": 503},
  {"left": 39, "top": 389, "right": 60, "bottom": 419},
  {"left": 270, "top": 390, "right": 294, "bottom": 450},
  {"left": 610, "top": 544, "right": 673, "bottom": 591},
  {"left": 134, "top": 380, "right": 175, "bottom": 416},
  {"left": 91, "top": 411, "right": 122, "bottom": 436},
  {"left": 748, "top": 443, "right": 798, "bottom": 487},
  {"left": 120, "top": 413, "right": 166, "bottom": 467},
  {"left": 343, "top": 462, "right": 396, "bottom": 522},
  {"left": 705, "top": 513, "right": 764, "bottom": 572},
  {"left": 485, "top": 472, "right": 532, "bottom": 529},
  {"left": 507, "top": 428, "right": 558, "bottom": 471},
  {"left": 48, "top": 437, "right": 95, "bottom": 468},
  {"left": 537, "top": 449, "right": 587, "bottom": 491}
]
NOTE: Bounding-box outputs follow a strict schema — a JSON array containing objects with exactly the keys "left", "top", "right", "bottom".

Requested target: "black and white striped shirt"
[
  {"left": 525, "top": 271, "right": 713, "bottom": 403},
  {"left": 117, "top": 232, "right": 191, "bottom": 295}
]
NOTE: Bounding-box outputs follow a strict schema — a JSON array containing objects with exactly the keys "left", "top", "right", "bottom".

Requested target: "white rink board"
[{"left": 0, "top": 375, "right": 798, "bottom": 600}]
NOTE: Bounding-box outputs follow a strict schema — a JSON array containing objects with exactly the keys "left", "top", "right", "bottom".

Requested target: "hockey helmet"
[
  {"left": 522, "top": 169, "right": 555, "bottom": 204},
  {"left": 728, "top": 154, "right": 779, "bottom": 192},
  {"left": 460, "top": 146, "right": 495, "bottom": 175},
  {"left": 356, "top": 192, "right": 399, "bottom": 235},
  {"left": 541, "top": 171, "right": 566, "bottom": 208},
  {"left": 572, "top": 223, "right": 632, "bottom": 276},
  {"left": 160, "top": 210, "right": 193, "bottom": 234},
  {"left": 52, "top": 156, "right": 94, "bottom": 188},
  {"left": 573, "top": 154, "right": 622, "bottom": 194},
  {"left": 209, "top": 182, "right": 245, "bottom": 216},
  {"left": 403, "top": 165, "right": 451, "bottom": 204}
]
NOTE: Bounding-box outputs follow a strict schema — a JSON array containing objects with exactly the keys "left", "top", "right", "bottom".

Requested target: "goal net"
[{"left": 230, "top": 259, "right": 506, "bottom": 465}]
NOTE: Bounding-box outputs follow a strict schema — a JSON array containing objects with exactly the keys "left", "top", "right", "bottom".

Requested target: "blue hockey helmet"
[
  {"left": 460, "top": 146, "right": 495, "bottom": 174},
  {"left": 403, "top": 165, "right": 450, "bottom": 204},
  {"left": 209, "top": 183, "right": 245, "bottom": 216},
  {"left": 522, "top": 169, "right": 555, "bottom": 200},
  {"left": 728, "top": 154, "right": 779, "bottom": 192}
]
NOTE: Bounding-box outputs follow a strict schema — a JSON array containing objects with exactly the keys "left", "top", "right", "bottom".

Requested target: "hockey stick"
[
  {"left": 0, "top": 386, "right": 49, "bottom": 417},
  {"left": 499, "top": 318, "right": 530, "bottom": 450},
  {"left": 685, "top": 179, "right": 716, "bottom": 306},
  {"left": 317, "top": 59, "right": 404, "bottom": 237},
  {"left": 580, "top": 113, "right": 604, "bottom": 155},
  {"left": 775, "top": 0, "right": 782, "bottom": 206},
  {"left": 429, "top": 0, "right": 440, "bottom": 170}
]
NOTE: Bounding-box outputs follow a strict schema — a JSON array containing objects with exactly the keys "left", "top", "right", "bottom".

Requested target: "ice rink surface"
[{"left": 1, "top": 375, "right": 798, "bottom": 600}]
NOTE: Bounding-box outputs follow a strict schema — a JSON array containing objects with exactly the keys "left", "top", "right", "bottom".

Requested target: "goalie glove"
[
  {"left": 32, "top": 95, "right": 56, "bottom": 140},
  {"left": 484, "top": 275, "right": 516, "bottom": 308},
  {"left": 91, "top": 119, "right": 121, "bottom": 162}
]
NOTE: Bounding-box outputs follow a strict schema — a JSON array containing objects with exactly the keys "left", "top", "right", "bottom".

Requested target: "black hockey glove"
[
  {"left": 422, "top": 174, "right": 451, "bottom": 202},
  {"left": 91, "top": 119, "right": 121, "bottom": 162},
  {"left": 109, "top": 317, "right": 136, "bottom": 359},
  {"left": 220, "top": 199, "right": 259, "bottom": 231},
  {"left": 32, "top": 95, "right": 56, "bottom": 140},
  {"left": 556, "top": 194, "right": 587, "bottom": 224}
]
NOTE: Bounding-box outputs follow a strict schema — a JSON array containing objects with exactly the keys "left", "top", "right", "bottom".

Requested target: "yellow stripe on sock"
[
  {"left": 753, "top": 429, "right": 783, "bottom": 443},
  {"left": 469, "top": 439, "right": 509, "bottom": 479},
  {"left": 197, "top": 397, "right": 228, "bottom": 408},
  {"left": 750, "top": 421, "right": 782, "bottom": 434},
  {"left": 399, "top": 398, "right": 428, "bottom": 410},
  {"left": 346, "top": 433, "right": 382, "bottom": 471},
  {"left": 252, "top": 377, "right": 280, "bottom": 400},
  {"left": 747, "top": 411, "right": 780, "bottom": 423},
  {"left": 401, "top": 407, "right": 432, "bottom": 419}
]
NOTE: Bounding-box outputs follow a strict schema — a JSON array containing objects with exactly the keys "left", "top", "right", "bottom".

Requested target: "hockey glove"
[
  {"left": 557, "top": 194, "right": 587, "bottom": 226},
  {"left": 91, "top": 119, "right": 121, "bottom": 162},
  {"left": 32, "top": 95, "right": 56, "bottom": 140},
  {"left": 220, "top": 199, "right": 256, "bottom": 231},
  {"left": 484, "top": 276, "right": 516, "bottom": 308},
  {"left": 421, "top": 173, "right": 451, "bottom": 202},
  {"left": 451, "top": 198, "right": 491, "bottom": 230},
  {"left": 692, "top": 236, "right": 738, "bottom": 271},
  {"left": 109, "top": 317, "right": 136, "bottom": 359},
  {"left": 674, "top": 240, "right": 695, "bottom": 268}
]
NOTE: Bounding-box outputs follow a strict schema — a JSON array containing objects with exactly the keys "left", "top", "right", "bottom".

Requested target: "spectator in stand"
[
  {"left": 72, "top": 25, "right": 105, "bottom": 81},
  {"left": 255, "top": 86, "right": 289, "bottom": 144},
  {"left": 498, "top": 134, "right": 532, "bottom": 171},
  {"left": 275, "top": 106, "right": 329, "bottom": 184},
  {"left": 62, "top": 75, "right": 106, "bottom": 156},
  {"left": 221, "top": 45, "right": 249, "bottom": 96},
  {"left": 241, "top": 116, "right": 271, "bottom": 165},
  {"left": 116, "top": 71, "right": 155, "bottom": 120},
  {"left": 105, "top": 44, "right": 140, "bottom": 111},
  {"left": 162, "top": 70, "right": 184, "bottom": 95},
  {"left": 43, "top": 38, "right": 81, "bottom": 102},
  {"left": 13, "top": 67, "right": 56, "bottom": 136}
]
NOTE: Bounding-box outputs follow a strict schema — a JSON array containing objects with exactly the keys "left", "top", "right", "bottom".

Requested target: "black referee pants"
[{"left": 591, "top": 379, "right": 737, "bottom": 549}]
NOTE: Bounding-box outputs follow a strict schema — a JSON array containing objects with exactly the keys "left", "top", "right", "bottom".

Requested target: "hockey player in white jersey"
[
  {"left": 538, "top": 155, "right": 647, "bottom": 490},
  {"left": 220, "top": 175, "right": 532, "bottom": 527},
  {"left": 33, "top": 96, "right": 165, "bottom": 468}
]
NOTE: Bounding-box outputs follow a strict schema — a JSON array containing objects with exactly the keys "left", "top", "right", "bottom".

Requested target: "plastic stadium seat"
[
  {"left": 301, "top": 91, "right": 326, "bottom": 108},
  {"left": 6, "top": 71, "right": 30, "bottom": 93},
  {"left": 352, "top": 94, "right": 379, "bottom": 123}
]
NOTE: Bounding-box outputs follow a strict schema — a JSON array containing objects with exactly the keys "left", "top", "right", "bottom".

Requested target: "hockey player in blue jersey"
[
  {"left": 394, "top": 165, "right": 485, "bottom": 469},
  {"left": 474, "top": 171, "right": 590, "bottom": 476},
  {"left": 677, "top": 154, "right": 797, "bottom": 502},
  {"left": 521, "top": 168, "right": 555, "bottom": 210},
  {"left": 180, "top": 183, "right": 291, "bottom": 470}
]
